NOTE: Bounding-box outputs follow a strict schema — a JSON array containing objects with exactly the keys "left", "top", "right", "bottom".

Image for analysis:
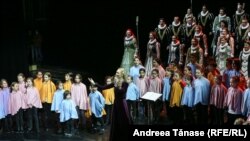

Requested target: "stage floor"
[
  {"left": 0, "top": 115, "right": 172, "bottom": 141},
  {"left": 0, "top": 126, "right": 110, "bottom": 141}
]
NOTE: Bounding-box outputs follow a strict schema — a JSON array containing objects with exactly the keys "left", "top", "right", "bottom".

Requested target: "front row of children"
[{"left": 0, "top": 78, "right": 105, "bottom": 136}]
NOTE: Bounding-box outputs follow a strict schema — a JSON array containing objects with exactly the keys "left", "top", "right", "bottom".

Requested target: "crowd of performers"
[
  {"left": 0, "top": 72, "right": 107, "bottom": 137},
  {"left": 119, "top": 2, "right": 250, "bottom": 127},
  {"left": 1, "top": 2, "right": 250, "bottom": 141}
]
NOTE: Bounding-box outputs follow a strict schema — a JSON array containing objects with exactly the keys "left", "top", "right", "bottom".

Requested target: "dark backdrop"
[
  {"left": 0, "top": 0, "right": 29, "bottom": 82},
  {"left": 0, "top": 0, "right": 248, "bottom": 83}
]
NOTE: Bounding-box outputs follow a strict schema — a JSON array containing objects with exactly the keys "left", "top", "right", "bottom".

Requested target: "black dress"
[{"left": 109, "top": 82, "right": 132, "bottom": 141}]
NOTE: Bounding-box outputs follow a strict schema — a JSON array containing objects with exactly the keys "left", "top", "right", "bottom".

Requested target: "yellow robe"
[
  {"left": 170, "top": 80, "right": 183, "bottom": 107},
  {"left": 34, "top": 78, "right": 43, "bottom": 93},
  {"left": 207, "top": 72, "right": 216, "bottom": 87},
  {"left": 102, "top": 87, "right": 115, "bottom": 105},
  {"left": 40, "top": 80, "right": 56, "bottom": 103},
  {"left": 63, "top": 80, "right": 72, "bottom": 91}
]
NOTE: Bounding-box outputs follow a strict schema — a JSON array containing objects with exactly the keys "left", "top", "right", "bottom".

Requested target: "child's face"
[
  {"left": 196, "top": 70, "right": 202, "bottom": 78},
  {"left": 226, "top": 61, "right": 232, "bottom": 68},
  {"left": 190, "top": 56, "right": 195, "bottom": 63},
  {"left": 92, "top": 86, "right": 97, "bottom": 91},
  {"left": 165, "top": 70, "right": 171, "bottom": 77},
  {"left": 106, "top": 78, "right": 112, "bottom": 85},
  {"left": 151, "top": 71, "right": 158, "bottom": 78},
  {"left": 184, "top": 68, "right": 190, "bottom": 75},
  {"left": 12, "top": 84, "right": 19, "bottom": 91},
  {"left": 152, "top": 60, "right": 158, "bottom": 67},
  {"left": 184, "top": 78, "right": 190, "bottom": 84},
  {"left": 173, "top": 73, "right": 180, "bottom": 81},
  {"left": 37, "top": 72, "right": 43, "bottom": 79},
  {"left": 66, "top": 94, "right": 71, "bottom": 99},
  {"left": 44, "top": 75, "right": 50, "bottom": 82},
  {"left": 139, "top": 70, "right": 145, "bottom": 78},
  {"left": 26, "top": 79, "right": 33, "bottom": 87},
  {"left": 134, "top": 58, "right": 140, "bottom": 66},
  {"left": 214, "top": 77, "right": 221, "bottom": 84},
  {"left": 230, "top": 79, "right": 237, "bottom": 88},
  {"left": 1, "top": 81, "right": 8, "bottom": 88},
  {"left": 126, "top": 77, "right": 132, "bottom": 83},
  {"left": 75, "top": 76, "right": 81, "bottom": 83},
  {"left": 65, "top": 74, "right": 70, "bottom": 81},
  {"left": 58, "top": 83, "right": 63, "bottom": 90},
  {"left": 17, "top": 76, "right": 24, "bottom": 83},
  {"left": 232, "top": 61, "right": 237, "bottom": 69}
]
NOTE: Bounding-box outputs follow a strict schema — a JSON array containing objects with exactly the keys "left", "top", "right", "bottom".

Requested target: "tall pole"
[{"left": 136, "top": 16, "right": 140, "bottom": 58}]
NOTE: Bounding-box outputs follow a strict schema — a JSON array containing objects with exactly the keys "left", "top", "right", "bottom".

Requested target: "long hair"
[
  {"left": 26, "top": 77, "right": 34, "bottom": 87},
  {"left": 10, "top": 82, "right": 18, "bottom": 92},
  {"left": 114, "top": 68, "right": 127, "bottom": 86}
]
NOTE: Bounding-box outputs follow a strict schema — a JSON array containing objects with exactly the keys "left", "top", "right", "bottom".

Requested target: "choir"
[{"left": 1, "top": 3, "right": 250, "bottom": 140}]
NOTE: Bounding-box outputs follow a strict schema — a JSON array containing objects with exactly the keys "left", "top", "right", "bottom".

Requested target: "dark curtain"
[{"left": 0, "top": 0, "right": 29, "bottom": 82}]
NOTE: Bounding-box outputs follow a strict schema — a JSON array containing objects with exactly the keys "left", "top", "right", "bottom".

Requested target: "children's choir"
[{"left": 1, "top": 3, "right": 250, "bottom": 138}]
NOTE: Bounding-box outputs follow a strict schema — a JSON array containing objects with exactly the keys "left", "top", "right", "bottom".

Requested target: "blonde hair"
[{"left": 114, "top": 67, "right": 127, "bottom": 85}]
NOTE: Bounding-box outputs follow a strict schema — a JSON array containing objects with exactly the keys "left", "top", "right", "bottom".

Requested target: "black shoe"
[
  {"left": 64, "top": 133, "right": 73, "bottom": 137},
  {"left": 90, "top": 128, "right": 97, "bottom": 134},
  {"left": 99, "top": 129, "right": 104, "bottom": 135},
  {"left": 57, "top": 128, "right": 62, "bottom": 134},
  {"left": 104, "top": 122, "right": 110, "bottom": 126},
  {"left": 4, "top": 129, "right": 11, "bottom": 133},
  {"left": 26, "top": 128, "right": 32, "bottom": 133}
]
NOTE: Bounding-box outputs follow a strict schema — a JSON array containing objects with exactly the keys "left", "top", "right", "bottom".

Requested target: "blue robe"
[
  {"left": 51, "top": 89, "right": 64, "bottom": 112},
  {"left": 242, "top": 88, "right": 250, "bottom": 117},
  {"left": 193, "top": 77, "right": 210, "bottom": 106},
  {"left": 162, "top": 77, "right": 171, "bottom": 101},
  {"left": 89, "top": 90, "right": 105, "bottom": 118},
  {"left": 129, "top": 65, "right": 144, "bottom": 83},
  {"left": 223, "top": 69, "right": 240, "bottom": 88},
  {"left": 126, "top": 83, "right": 139, "bottom": 101},
  {"left": 60, "top": 99, "right": 78, "bottom": 122},
  {"left": 0, "top": 90, "right": 5, "bottom": 119},
  {"left": 187, "top": 63, "right": 197, "bottom": 77},
  {"left": 181, "top": 85, "right": 194, "bottom": 107},
  {"left": 2, "top": 87, "right": 10, "bottom": 116}
]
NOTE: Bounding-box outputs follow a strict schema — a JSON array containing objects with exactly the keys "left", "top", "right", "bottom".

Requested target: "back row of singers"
[{"left": 121, "top": 3, "right": 250, "bottom": 73}]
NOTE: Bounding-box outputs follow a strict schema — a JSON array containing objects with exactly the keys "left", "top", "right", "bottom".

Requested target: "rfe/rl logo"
[{"left": 210, "top": 129, "right": 244, "bottom": 136}]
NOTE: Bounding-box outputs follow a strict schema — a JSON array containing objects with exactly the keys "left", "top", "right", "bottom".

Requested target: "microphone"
[{"left": 136, "top": 16, "right": 139, "bottom": 26}]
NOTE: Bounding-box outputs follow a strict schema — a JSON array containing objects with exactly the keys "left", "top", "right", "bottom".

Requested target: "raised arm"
[{"left": 88, "top": 78, "right": 114, "bottom": 90}]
